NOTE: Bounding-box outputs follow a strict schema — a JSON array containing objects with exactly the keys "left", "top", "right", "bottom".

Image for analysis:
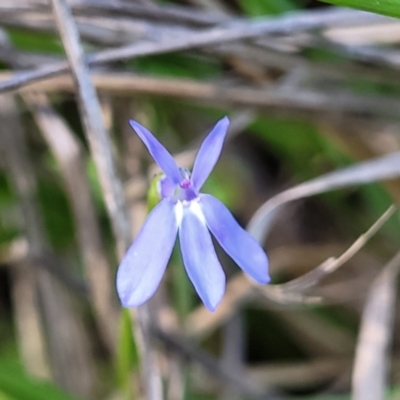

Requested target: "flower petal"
[
  {"left": 178, "top": 203, "right": 225, "bottom": 311},
  {"left": 191, "top": 116, "right": 230, "bottom": 191},
  {"left": 116, "top": 198, "right": 178, "bottom": 307},
  {"left": 200, "top": 194, "right": 270, "bottom": 284},
  {"left": 129, "top": 120, "right": 181, "bottom": 184}
]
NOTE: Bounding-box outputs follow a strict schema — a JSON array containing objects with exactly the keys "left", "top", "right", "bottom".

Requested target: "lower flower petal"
[
  {"left": 200, "top": 194, "right": 270, "bottom": 284},
  {"left": 116, "top": 198, "right": 178, "bottom": 307},
  {"left": 179, "top": 203, "right": 225, "bottom": 311}
]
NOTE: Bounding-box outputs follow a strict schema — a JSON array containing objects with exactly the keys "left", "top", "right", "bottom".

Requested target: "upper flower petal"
[
  {"left": 200, "top": 194, "right": 270, "bottom": 284},
  {"left": 130, "top": 120, "right": 182, "bottom": 184},
  {"left": 191, "top": 116, "right": 230, "bottom": 191},
  {"left": 178, "top": 203, "right": 225, "bottom": 311},
  {"left": 116, "top": 198, "right": 178, "bottom": 307}
]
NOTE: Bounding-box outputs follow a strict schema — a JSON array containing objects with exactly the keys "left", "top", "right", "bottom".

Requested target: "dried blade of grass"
[
  {"left": 248, "top": 152, "right": 400, "bottom": 244},
  {"left": 10, "top": 260, "right": 51, "bottom": 379},
  {"left": 0, "top": 7, "right": 387, "bottom": 93},
  {"left": 5, "top": 72, "right": 400, "bottom": 120},
  {"left": 69, "top": 0, "right": 227, "bottom": 27},
  {"left": 352, "top": 250, "right": 400, "bottom": 400},
  {"left": 246, "top": 152, "right": 400, "bottom": 305},
  {"left": 0, "top": 95, "right": 52, "bottom": 380},
  {"left": 4, "top": 6, "right": 399, "bottom": 85},
  {"left": 248, "top": 358, "right": 351, "bottom": 390},
  {"left": 319, "top": 122, "right": 400, "bottom": 205},
  {"left": 221, "top": 313, "right": 245, "bottom": 400},
  {"left": 0, "top": 240, "right": 88, "bottom": 295},
  {"left": 153, "top": 326, "right": 279, "bottom": 400},
  {"left": 215, "top": 41, "right": 399, "bottom": 87},
  {"left": 312, "top": 37, "right": 400, "bottom": 70},
  {"left": 50, "top": 0, "right": 131, "bottom": 254},
  {"left": 0, "top": 94, "right": 96, "bottom": 397},
  {"left": 24, "top": 92, "right": 118, "bottom": 351},
  {"left": 2, "top": 0, "right": 227, "bottom": 26},
  {"left": 50, "top": 0, "right": 162, "bottom": 398},
  {"left": 259, "top": 205, "right": 396, "bottom": 304},
  {"left": 187, "top": 200, "right": 395, "bottom": 339}
]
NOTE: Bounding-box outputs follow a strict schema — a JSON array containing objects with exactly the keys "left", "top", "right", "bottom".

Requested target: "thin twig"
[
  {"left": 0, "top": 94, "right": 96, "bottom": 398},
  {"left": 50, "top": 0, "right": 162, "bottom": 398},
  {"left": 24, "top": 92, "right": 119, "bottom": 351},
  {"left": 50, "top": 0, "right": 131, "bottom": 254},
  {"left": 0, "top": 7, "right": 388, "bottom": 93},
  {"left": 186, "top": 207, "right": 395, "bottom": 338},
  {"left": 260, "top": 205, "right": 397, "bottom": 304},
  {"left": 0, "top": 96, "right": 51, "bottom": 379},
  {"left": 3, "top": 72, "right": 400, "bottom": 120},
  {"left": 1, "top": 0, "right": 227, "bottom": 27},
  {"left": 153, "top": 326, "right": 281, "bottom": 400},
  {"left": 352, "top": 250, "right": 400, "bottom": 400},
  {"left": 248, "top": 152, "right": 400, "bottom": 244}
]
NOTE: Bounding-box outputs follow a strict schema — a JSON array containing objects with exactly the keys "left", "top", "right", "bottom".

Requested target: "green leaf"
[
  {"left": 6, "top": 28, "right": 63, "bottom": 54},
  {"left": 170, "top": 245, "right": 194, "bottom": 319},
  {"left": 249, "top": 116, "right": 344, "bottom": 181},
  {"left": 238, "top": 0, "right": 297, "bottom": 17},
  {"left": 147, "top": 174, "right": 163, "bottom": 213},
  {"left": 318, "top": 0, "right": 400, "bottom": 19},
  {"left": 132, "top": 54, "right": 220, "bottom": 79},
  {"left": 115, "top": 308, "right": 139, "bottom": 399},
  {"left": 0, "top": 362, "right": 83, "bottom": 400},
  {"left": 0, "top": 391, "right": 14, "bottom": 400},
  {"left": 37, "top": 177, "right": 74, "bottom": 251}
]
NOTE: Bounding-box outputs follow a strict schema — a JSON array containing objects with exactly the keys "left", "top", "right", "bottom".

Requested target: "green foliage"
[
  {"left": 170, "top": 245, "right": 194, "bottom": 319},
  {"left": 0, "top": 174, "right": 19, "bottom": 245},
  {"left": 6, "top": 28, "right": 63, "bottom": 54},
  {"left": 133, "top": 54, "right": 220, "bottom": 79},
  {"left": 36, "top": 178, "right": 75, "bottom": 251},
  {"left": 249, "top": 116, "right": 349, "bottom": 181},
  {"left": 238, "top": 0, "right": 297, "bottom": 16},
  {"left": 318, "top": 0, "right": 400, "bottom": 19},
  {"left": 85, "top": 158, "right": 114, "bottom": 251},
  {"left": 0, "top": 362, "right": 83, "bottom": 400},
  {"left": 147, "top": 174, "right": 163, "bottom": 213},
  {"left": 201, "top": 164, "right": 246, "bottom": 210},
  {"left": 115, "top": 309, "right": 139, "bottom": 399}
]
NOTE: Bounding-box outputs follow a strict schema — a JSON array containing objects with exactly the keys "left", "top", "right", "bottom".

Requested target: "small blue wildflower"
[{"left": 117, "top": 117, "right": 270, "bottom": 311}]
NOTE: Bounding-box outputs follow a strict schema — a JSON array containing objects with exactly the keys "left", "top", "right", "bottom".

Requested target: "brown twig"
[
  {"left": 0, "top": 7, "right": 387, "bottom": 93},
  {"left": 3, "top": 72, "right": 400, "bottom": 120},
  {"left": 0, "top": 94, "right": 95, "bottom": 398},
  {"left": 153, "top": 326, "right": 280, "bottom": 400},
  {"left": 186, "top": 206, "right": 395, "bottom": 339},
  {"left": 50, "top": 0, "right": 162, "bottom": 398},
  {"left": 248, "top": 152, "right": 400, "bottom": 244},
  {"left": 24, "top": 92, "right": 119, "bottom": 352},
  {"left": 352, "top": 250, "right": 400, "bottom": 400}
]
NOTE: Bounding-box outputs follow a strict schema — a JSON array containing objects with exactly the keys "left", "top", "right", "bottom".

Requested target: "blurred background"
[{"left": 1, "top": 0, "right": 400, "bottom": 399}]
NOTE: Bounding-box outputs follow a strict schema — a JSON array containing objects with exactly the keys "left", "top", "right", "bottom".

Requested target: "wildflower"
[{"left": 117, "top": 117, "right": 270, "bottom": 311}]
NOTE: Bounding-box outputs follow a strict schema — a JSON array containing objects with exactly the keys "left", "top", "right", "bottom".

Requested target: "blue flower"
[{"left": 117, "top": 117, "right": 270, "bottom": 311}]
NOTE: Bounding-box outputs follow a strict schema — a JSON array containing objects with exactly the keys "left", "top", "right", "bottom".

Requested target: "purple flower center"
[
  {"left": 159, "top": 168, "right": 198, "bottom": 202},
  {"left": 180, "top": 179, "right": 191, "bottom": 189}
]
